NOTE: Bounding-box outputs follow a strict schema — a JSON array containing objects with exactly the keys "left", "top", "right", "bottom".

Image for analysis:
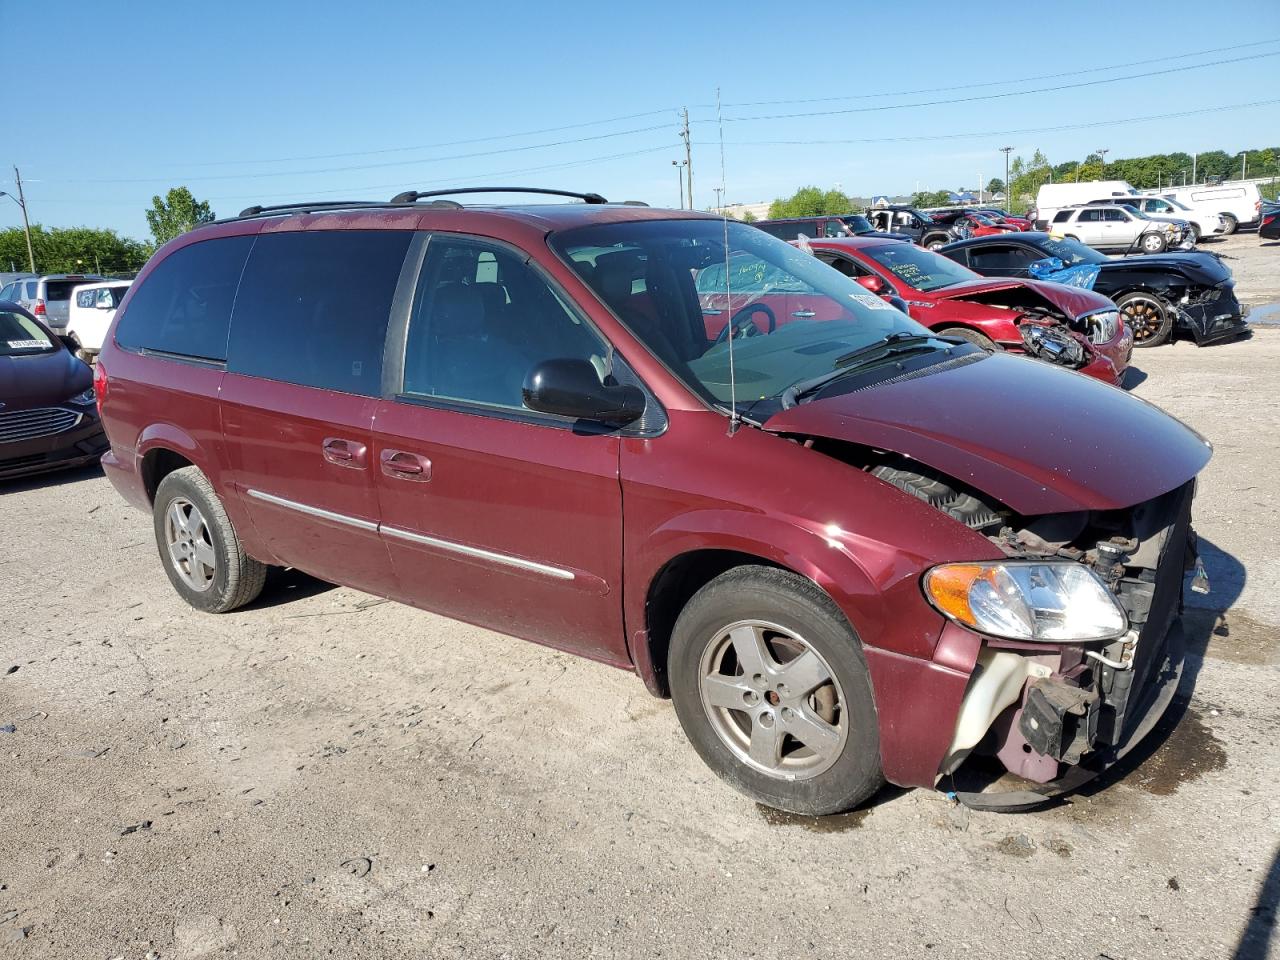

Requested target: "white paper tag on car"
[
  {"left": 7, "top": 339, "right": 46, "bottom": 349},
  {"left": 850, "top": 294, "right": 893, "bottom": 311}
]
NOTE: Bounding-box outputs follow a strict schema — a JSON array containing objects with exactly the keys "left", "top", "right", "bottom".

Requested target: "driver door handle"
[{"left": 792, "top": 310, "right": 816, "bottom": 318}]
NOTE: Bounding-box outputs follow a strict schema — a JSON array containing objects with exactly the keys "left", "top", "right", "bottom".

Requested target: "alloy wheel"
[
  {"left": 697, "top": 620, "right": 848, "bottom": 780},
  {"left": 164, "top": 497, "right": 216, "bottom": 592},
  {"left": 1120, "top": 295, "right": 1166, "bottom": 344}
]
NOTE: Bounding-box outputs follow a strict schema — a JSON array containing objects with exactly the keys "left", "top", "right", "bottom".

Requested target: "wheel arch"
[{"left": 135, "top": 424, "right": 206, "bottom": 504}]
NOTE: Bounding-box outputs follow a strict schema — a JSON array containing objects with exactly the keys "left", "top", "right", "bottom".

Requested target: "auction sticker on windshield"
[
  {"left": 7, "top": 340, "right": 47, "bottom": 349},
  {"left": 851, "top": 293, "right": 894, "bottom": 310}
]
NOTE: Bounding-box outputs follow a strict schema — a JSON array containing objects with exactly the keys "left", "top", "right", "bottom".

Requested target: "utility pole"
[
  {"left": 672, "top": 160, "right": 685, "bottom": 209},
  {"left": 1000, "top": 146, "right": 1014, "bottom": 213},
  {"left": 7, "top": 167, "right": 36, "bottom": 273},
  {"left": 713, "top": 187, "right": 723, "bottom": 212},
  {"left": 1192, "top": 152, "right": 1197, "bottom": 185},
  {"left": 681, "top": 108, "right": 693, "bottom": 210},
  {"left": 1240, "top": 151, "right": 1248, "bottom": 181}
]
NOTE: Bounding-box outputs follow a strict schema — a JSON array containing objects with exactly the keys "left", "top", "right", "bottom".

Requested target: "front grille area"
[{"left": 0, "top": 407, "right": 81, "bottom": 444}]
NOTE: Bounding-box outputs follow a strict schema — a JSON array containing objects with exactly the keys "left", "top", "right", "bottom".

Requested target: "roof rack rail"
[
  {"left": 235, "top": 200, "right": 380, "bottom": 218},
  {"left": 389, "top": 187, "right": 608, "bottom": 205}
]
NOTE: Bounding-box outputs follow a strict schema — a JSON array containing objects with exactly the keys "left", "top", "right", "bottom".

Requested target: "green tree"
[
  {"left": 145, "top": 186, "right": 215, "bottom": 247},
  {"left": 911, "top": 190, "right": 953, "bottom": 208},
  {"left": 741, "top": 210, "right": 758, "bottom": 223},
  {"left": 0, "top": 225, "right": 150, "bottom": 275},
  {"left": 986, "top": 178, "right": 1005, "bottom": 195},
  {"left": 768, "top": 186, "right": 853, "bottom": 219}
]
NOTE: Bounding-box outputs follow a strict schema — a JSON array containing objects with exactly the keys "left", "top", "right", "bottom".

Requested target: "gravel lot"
[{"left": 1, "top": 246, "right": 1278, "bottom": 959}]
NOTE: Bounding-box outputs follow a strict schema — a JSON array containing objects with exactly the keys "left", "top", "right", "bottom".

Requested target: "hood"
[
  {"left": 930, "top": 278, "right": 1112, "bottom": 319},
  {"left": 0, "top": 347, "right": 92, "bottom": 410},
  {"left": 763, "top": 352, "right": 1209, "bottom": 515},
  {"left": 856, "top": 229, "right": 914, "bottom": 242},
  {"left": 1099, "top": 251, "right": 1231, "bottom": 285}
]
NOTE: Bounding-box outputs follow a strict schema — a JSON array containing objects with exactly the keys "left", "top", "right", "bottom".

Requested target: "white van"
[
  {"left": 1142, "top": 182, "right": 1263, "bottom": 235},
  {"left": 66, "top": 279, "right": 131, "bottom": 360},
  {"left": 1034, "top": 181, "right": 1137, "bottom": 229}
]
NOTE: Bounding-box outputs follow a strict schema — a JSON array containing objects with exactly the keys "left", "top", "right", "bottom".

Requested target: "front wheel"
[
  {"left": 936, "top": 326, "right": 1001, "bottom": 351},
  {"left": 153, "top": 466, "right": 267, "bottom": 613},
  {"left": 668, "top": 567, "right": 883, "bottom": 816},
  {"left": 1118, "top": 291, "right": 1173, "bottom": 348},
  {"left": 1141, "top": 232, "right": 1168, "bottom": 254}
]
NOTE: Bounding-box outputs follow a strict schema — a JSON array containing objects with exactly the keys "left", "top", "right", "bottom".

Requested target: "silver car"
[
  {"left": 1, "top": 274, "right": 106, "bottom": 333},
  {"left": 1049, "top": 204, "right": 1185, "bottom": 255}
]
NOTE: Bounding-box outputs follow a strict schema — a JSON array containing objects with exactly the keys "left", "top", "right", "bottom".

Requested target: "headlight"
[
  {"left": 69, "top": 387, "right": 96, "bottom": 406},
  {"left": 924, "top": 561, "right": 1128, "bottom": 642}
]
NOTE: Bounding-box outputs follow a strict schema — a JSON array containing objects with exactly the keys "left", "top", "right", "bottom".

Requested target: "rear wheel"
[
  {"left": 936, "top": 326, "right": 1000, "bottom": 351},
  {"left": 1118, "top": 291, "right": 1173, "bottom": 348},
  {"left": 1220, "top": 213, "right": 1238, "bottom": 236},
  {"left": 153, "top": 466, "right": 267, "bottom": 613},
  {"left": 668, "top": 567, "right": 883, "bottom": 816}
]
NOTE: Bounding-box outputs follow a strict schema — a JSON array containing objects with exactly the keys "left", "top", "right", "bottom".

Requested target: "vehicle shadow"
[
  {"left": 1121, "top": 367, "right": 1148, "bottom": 390},
  {"left": 1234, "top": 842, "right": 1280, "bottom": 959},
  {"left": 242, "top": 566, "right": 337, "bottom": 611},
  {"left": 0, "top": 461, "right": 103, "bottom": 495}
]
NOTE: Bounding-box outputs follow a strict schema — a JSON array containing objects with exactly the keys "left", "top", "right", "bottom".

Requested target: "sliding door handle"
[
  {"left": 380, "top": 449, "right": 432, "bottom": 482},
  {"left": 322, "top": 437, "right": 368, "bottom": 469}
]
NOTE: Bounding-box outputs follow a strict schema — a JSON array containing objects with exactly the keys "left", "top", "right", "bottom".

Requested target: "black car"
[
  {"left": 940, "top": 233, "right": 1249, "bottom": 348},
  {"left": 754, "top": 214, "right": 912, "bottom": 243},
  {"left": 1261, "top": 202, "right": 1279, "bottom": 242},
  {"left": 0, "top": 300, "right": 108, "bottom": 479},
  {"left": 865, "top": 206, "right": 956, "bottom": 249}
]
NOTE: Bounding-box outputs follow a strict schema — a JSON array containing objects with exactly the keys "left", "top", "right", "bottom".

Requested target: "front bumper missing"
[
  {"left": 945, "top": 619, "right": 1185, "bottom": 812},
  {"left": 1178, "top": 287, "right": 1250, "bottom": 344}
]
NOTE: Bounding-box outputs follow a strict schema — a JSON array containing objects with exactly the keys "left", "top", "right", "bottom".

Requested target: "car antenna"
[{"left": 716, "top": 86, "right": 741, "bottom": 437}]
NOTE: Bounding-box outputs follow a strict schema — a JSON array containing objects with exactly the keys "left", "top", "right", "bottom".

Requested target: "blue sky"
[{"left": 5, "top": 0, "right": 1279, "bottom": 240}]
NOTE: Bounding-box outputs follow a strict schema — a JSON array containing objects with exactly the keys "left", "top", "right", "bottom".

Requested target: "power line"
[
  {"left": 718, "top": 51, "right": 1280, "bottom": 122},
  {"left": 718, "top": 98, "right": 1280, "bottom": 146},
  {"left": 173, "top": 107, "right": 682, "bottom": 168},
  {"left": 38, "top": 122, "right": 679, "bottom": 185},
  {"left": 201, "top": 143, "right": 678, "bottom": 204},
  {"left": 717, "top": 37, "right": 1280, "bottom": 108}
]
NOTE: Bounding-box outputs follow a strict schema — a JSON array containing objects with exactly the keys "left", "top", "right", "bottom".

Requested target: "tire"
[
  {"left": 924, "top": 234, "right": 948, "bottom": 251},
  {"left": 1140, "top": 232, "right": 1167, "bottom": 254},
  {"left": 936, "top": 326, "right": 1001, "bottom": 351},
  {"left": 1117, "top": 291, "right": 1174, "bottom": 348},
  {"left": 668, "top": 566, "right": 884, "bottom": 816},
  {"left": 152, "top": 466, "right": 267, "bottom": 613},
  {"left": 1220, "top": 214, "right": 1238, "bottom": 236}
]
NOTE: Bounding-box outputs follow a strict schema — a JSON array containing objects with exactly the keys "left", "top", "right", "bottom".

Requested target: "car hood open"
[
  {"left": 763, "top": 352, "right": 1210, "bottom": 515},
  {"left": 929, "top": 278, "right": 1112, "bottom": 319}
]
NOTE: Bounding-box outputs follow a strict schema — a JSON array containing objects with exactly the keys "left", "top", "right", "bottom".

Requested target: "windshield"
[
  {"left": 1119, "top": 204, "right": 1149, "bottom": 220},
  {"left": 0, "top": 310, "right": 57, "bottom": 357},
  {"left": 841, "top": 215, "right": 876, "bottom": 234},
  {"left": 550, "top": 219, "right": 931, "bottom": 409},
  {"left": 1038, "top": 235, "right": 1108, "bottom": 266},
  {"left": 862, "top": 242, "right": 978, "bottom": 293},
  {"left": 1164, "top": 197, "right": 1191, "bottom": 211}
]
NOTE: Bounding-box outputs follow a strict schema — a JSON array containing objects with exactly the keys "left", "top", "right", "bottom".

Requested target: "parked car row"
[{"left": 0, "top": 274, "right": 131, "bottom": 360}]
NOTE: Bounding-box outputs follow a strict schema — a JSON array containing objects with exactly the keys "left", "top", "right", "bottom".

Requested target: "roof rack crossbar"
[
  {"left": 389, "top": 187, "right": 608, "bottom": 205},
  {"left": 235, "top": 200, "right": 382, "bottom": 218}
]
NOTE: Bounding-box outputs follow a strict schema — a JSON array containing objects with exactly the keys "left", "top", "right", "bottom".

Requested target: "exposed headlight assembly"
[{"left": 924, "top": 561, "right": 1128, "bottom": 642}]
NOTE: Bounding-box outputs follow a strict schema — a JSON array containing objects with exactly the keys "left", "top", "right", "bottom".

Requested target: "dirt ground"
[{"left": 2, "top": 254, "right": 1278, "bottom": 959}]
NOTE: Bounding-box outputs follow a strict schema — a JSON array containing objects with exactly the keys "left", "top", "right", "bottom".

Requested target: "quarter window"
[
  {"left": 115, "top": 236, "right": 253, "bottom": 361},
  {"left": 227, "top": 230, "right": 412, "bottom": 395},
  {"left": 1052, "top": 210, "right": 1072, "bottom": 223},
  {"left": 402, "top": 236, "right": 608, "bottom": 411}
]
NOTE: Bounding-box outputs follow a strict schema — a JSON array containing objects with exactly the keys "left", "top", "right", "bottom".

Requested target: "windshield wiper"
[{"left": 779, "top": 333, "right": 942, "bottom": 409}]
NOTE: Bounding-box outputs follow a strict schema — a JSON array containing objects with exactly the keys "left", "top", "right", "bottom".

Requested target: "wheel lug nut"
[{"left": 758, "top": 712, "right": 774, "bottom": 728}]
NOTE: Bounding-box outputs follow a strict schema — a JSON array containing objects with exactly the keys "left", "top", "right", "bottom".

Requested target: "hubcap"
[
  {"left": 697, "top": 620, "right": 848, "bottom": 780},
  {"left": 164, "top": 497, "right": 216, "bottom": 592},
  {"left": 1122, "top": 297, "right": 1164, "bottom": 342}
]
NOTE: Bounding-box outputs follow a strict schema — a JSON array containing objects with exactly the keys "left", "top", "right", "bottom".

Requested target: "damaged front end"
[
  {"left": 899, "top": 463, "right": 1203, "bottom": 810},
  {"left": 1176, "top": 279, "right": 1250, "bottom": 345},
  {"left": 942, "top": 284, "right": 1130, "bottom": 384}
]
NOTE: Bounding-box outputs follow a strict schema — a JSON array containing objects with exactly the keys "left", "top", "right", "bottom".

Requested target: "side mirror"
[
  {"left": 522, "top": 358, "right": 646, "bottom": 426},
  {"left": 855, "top": 274, "right": 886, "bottom": 295}
]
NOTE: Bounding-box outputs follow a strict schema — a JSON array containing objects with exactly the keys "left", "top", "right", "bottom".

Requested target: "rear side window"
[
  {"left": 227, "top": 230, "right": 411, "bottom": 396},
  {"left": 115, "top": 236, "right": 253, "bottom": 361},
  {"left": 76, "top": 289, "right": 97, "bottom": 308}
]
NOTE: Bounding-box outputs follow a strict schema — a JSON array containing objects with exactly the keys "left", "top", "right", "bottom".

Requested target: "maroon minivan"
[{"left": 97, "top": 189, "right": 1212, "bottom": 814}]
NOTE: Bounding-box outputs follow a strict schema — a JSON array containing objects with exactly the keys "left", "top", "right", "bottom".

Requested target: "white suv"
[
  {"left": 66, "top": 279, "right": 131, "bottom": 360},
  {"left": 1091, "top": 196, "right": 1224, "bottom": 243},
  {"left": 1049, "top": 204, "right": 1184, "bottom": 254}
]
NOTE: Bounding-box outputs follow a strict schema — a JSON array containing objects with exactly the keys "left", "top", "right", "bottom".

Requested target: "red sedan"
[{"left": 799, "top": 237, "right": 1132, "bottom": 385}]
